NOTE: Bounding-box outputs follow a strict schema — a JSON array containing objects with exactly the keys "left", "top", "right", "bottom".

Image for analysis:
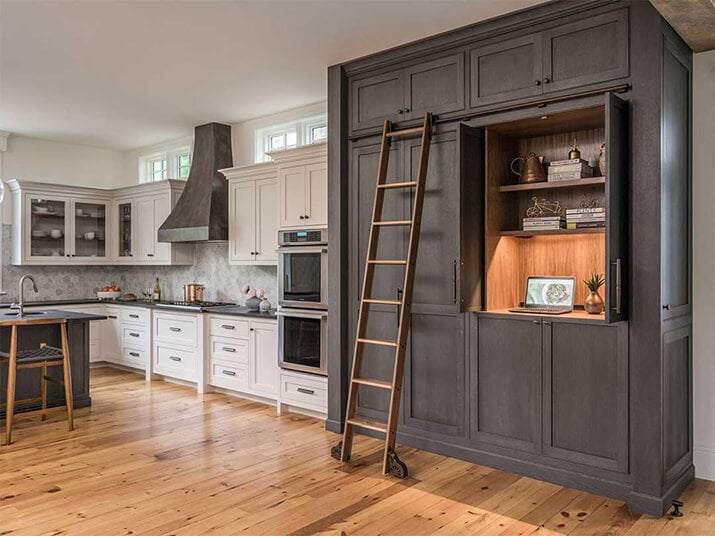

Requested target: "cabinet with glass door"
[{"left": 71, "top": 199, "right": 109, "bottom": 263}]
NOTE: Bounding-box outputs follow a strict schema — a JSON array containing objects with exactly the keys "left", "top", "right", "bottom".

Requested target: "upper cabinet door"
[
  {"left": 255, "top": 178, "right": 278, "bottom": 262},
  {"left": 605, "top": 93, "right": 629, "bottom": 324},
  {"left": 135, "top": 197, "right": 155, "bottom": 262},
  {"left": 403, "top": 53, "right": 465, "bottom": 121},
  {"left": 305, "top": 163, "right": 328, "bottom": 227},
  {"left": 542, "top": 9, "right": 628, "bottom": 94},
  {"left": 350, "top": 70, "right": 404, "bottom": 132},
  {"left": 71, "top": 200, "right": 109, "bottom": 262},
  {"left": 469, "top": 34, "right": 543, "bottom": 108},
  {"left": 151, "top": 195, "right": 171, "bottom": 263},
  {"left": 25, "top": 195, "right": 71, "bottom": 263},
  {"left": 116, "top": 200, "right": 134, "bottom": 261},
  {"left": 231, "top": 181, "right": 257, "bottom": 262},
  {"left": 279, "top": 165, "right": 308, "bottom": 228}
]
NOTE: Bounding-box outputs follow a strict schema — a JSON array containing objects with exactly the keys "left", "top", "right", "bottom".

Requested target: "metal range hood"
[{"left": 158, "top": 122, "right": 233, "bottom": 243}]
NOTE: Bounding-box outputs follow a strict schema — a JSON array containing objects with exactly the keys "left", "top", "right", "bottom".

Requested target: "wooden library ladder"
[{"left": 331, "top": 112, "right": 433, "bottom": 478}]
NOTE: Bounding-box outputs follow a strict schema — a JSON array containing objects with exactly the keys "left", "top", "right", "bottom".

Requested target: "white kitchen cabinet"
[
  {"left": 221, "top": 162, "right": 278, "bottom": 266},
  {"left": 8, "top": 179, "right": 191, "bottom": 266},
  {"left": 278, "top": 370, "right": 328, "bottom": 415},
  {"left": 101, "top": 306, "right": 122, "bottom": 364},
  {"left": 153, "top": 310, "right": 204, "bottom": 388},
  {"left": 268, "top": 143, "right": 327, "bottom": 230},
  {"left": 250, "top": 320, "right": 279, "bottom": 397}
]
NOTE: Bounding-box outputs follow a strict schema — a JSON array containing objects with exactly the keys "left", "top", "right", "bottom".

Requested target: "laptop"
[{"left": 509, "top": 276, "right": 576, "bottom": 315}]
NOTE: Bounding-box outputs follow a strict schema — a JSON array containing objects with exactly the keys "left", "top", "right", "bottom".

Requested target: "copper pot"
[
  {"left": 511, "top": 152, "right": 546, "bottom": 184},
  {"left": 183, "top": 284, "right": 205, "bottom": 303}
]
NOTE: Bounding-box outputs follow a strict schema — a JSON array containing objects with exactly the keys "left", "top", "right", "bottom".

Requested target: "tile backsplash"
[{"left": 1, "top": 224, "right": 277, "bottom": 304}]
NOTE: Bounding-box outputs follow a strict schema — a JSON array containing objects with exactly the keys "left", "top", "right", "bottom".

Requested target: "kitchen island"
[{"left": 0, "top": 310, "right": 106, "bottom": 418}]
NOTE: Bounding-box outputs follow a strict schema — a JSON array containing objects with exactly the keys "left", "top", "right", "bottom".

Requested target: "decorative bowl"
[{"left": 97, "top": 290, "right": 122, "bottom": 300}]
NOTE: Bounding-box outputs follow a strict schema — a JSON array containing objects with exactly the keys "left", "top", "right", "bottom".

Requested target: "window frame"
[
  {"left": 255, "top": 113, "right": 327, "bottom": 163},
  {"left": 139, "top": 144, "right": 192, "bottom": 183}
]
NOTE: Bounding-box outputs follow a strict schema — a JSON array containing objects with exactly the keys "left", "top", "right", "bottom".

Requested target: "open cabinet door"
[
  {"left": 605, "top": 93, "right": 629, "bottom": 323},
  {"left": 459, "top": 123, "right": 485, "bottom": 312}
]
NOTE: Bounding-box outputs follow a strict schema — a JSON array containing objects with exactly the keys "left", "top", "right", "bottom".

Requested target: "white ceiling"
[{"left": 0, "top": 0, "right": 545, "bottom": 151}]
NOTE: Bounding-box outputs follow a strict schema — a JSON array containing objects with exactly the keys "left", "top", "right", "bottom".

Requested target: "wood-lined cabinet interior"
[{"left": 470, "top": 9, "right": 628, "bottom": 108}]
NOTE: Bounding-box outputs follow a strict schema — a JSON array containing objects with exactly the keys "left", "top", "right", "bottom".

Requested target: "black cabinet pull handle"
[
  {"left": 129, "top": 332, "right": 139, "bottom": 338},
  {"left": 532, "top": 320, "right": 540, "bottom": 325},
  {"left": 129, "top": 352, "right": 140, "bottom": 358},
  {"left": 452, "top": 259, "right": 457, "bottom": 304},
  {"left": 129, "top": 314, "right": 139, "bottom": 319},
  {"left": 221, "top": 324, "right": 235, "bottom": 330},
  {"left": 611, "top": 258, "right": 622, "bottom": 314},
  {"left": 169, "top": 327, "right": 182, "bottom": 332},
  {"left": 543, "top": 321, "right": 550, "bottom": 325},
  {"left": 535, "top": 79, "right": 541, "bottom": 86},
  {"left": 222, "top": 347, "right": 236, "bottom": 353},
  {"left": 222, "top": 370, "right": 237, "bottom": 377},
  {"left": 543, "top": 77, "right": 550, "bottom": 83},
  {"left": 249, "top": 327, "right": 254, "bottom": 332},
  {"left": 108, "top": 315, "right": 118, "bottom": 319},
  {"left": 297, "top": 387, "right": 314, "bottom": 395},
  {"left": 663, "top": 304, "right": 671, "bottom": 310},
  {"left": 169, "top": 356, "right": 182, "bottom": 362}
]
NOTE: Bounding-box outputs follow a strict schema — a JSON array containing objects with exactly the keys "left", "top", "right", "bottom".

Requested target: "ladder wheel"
[
  {"left": 387, "top": 448, "right": 408, "bottom": 479},
  {"left": 331, "top": 441, "right": 348, "bottom": 461}
]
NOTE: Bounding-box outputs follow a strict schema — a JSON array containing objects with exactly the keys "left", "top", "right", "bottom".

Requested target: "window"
[
  {"left": 139, "top": 144, "right": 192, "bottom": 183},
  {"left": 255, "top": 113, "right": 327, "bottom": 162}
]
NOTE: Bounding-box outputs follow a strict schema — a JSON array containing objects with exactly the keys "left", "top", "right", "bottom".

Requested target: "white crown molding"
[
  {"left": 266, "top": 141, "right": 327, "bottom": 165},
  {"left": 0, "top": 131, "right": 9, "bottom": 152},
  {"left": 220, "top": 161, "right": 277, "bottom": 182}
]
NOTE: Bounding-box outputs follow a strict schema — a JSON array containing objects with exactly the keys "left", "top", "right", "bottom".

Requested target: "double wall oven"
[{"left": 277, "top": 229, "right": 328, "bottom": 376}]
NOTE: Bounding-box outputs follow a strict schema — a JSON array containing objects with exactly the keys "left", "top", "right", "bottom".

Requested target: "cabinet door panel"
[
  {"left": 136, "top": 198, "right": 155, "bottom": 262},
  {"left": 469, "top": 34, "right": 542, "bottom": 107},
  {"left": 250, "top": 321, "right": 279, "bottom": 397},
  {"left": 306, "top": 163, "right": 328, "bottom": 226},
  {"left": 473, "top": 316, "right": 541, "bottom": 452},
  {"left": 543, "top": 321, "right": 628, "bottom": 472},
  {"left": 72, "top": 200, "right": 108, "bottom": 261},
  {"left": 231, "top": 181, "right": 257, "bottom": 262},
  {"left": 663, "top": 326, "right": 692, "bottom": 481},
  {"left": 407, "top": 129, "right": 459, "bottom": 307},
  {"left": 152, "top": 196, "right": 171, "bottom": 262},
  {"left": 403, "top": 312, "right": 466, "bottom": 438},
  {"left": 404, "top": 53, "right": 465, "bottom": 120},
  {"left": 25, "top": 195, "right": 71, "bottom": 263},
  {"left": 280, "top": 166, "right": 307, "bottom": 228},
  {"left": 350, "top": 70, "right": 404, "bottom": 132},
  {"left": 255, "top": 179, "right": 278, "bottom": 262},
  {"left": 543, "top": 9, "right": 628, "bottom": 93}
]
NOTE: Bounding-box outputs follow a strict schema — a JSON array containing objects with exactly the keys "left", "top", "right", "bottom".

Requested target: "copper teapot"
[{"left": 511, "top": 152, "right": 546, "bottom": 184}]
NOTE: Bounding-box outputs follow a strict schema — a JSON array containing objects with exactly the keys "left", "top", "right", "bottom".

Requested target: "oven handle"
[
  {"left": 276, "top": 309, "right": 328, "bottom": 320},
  {"left": 277, "top": 246, "right": 328, "bottom": 254}
]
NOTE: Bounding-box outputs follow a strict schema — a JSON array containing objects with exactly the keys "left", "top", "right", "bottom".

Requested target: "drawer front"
[
  {"left": 120, "top": 307, "right": 150, "bottom": 324},
  {"left": 210, "top": 361, "right": 249, "bottom": 391},
  {"left": 122, "top": 346, "right": 147, "bottom": 369},
  {"left": 280, "top": 373, "right": 328, "bottom": 410},
  {"left": 155, "top": 314, "right": 198, "bottom": 347},
  {"left": 122, "top": 325, "right": 148, "bottom": 345},
  {"left": 154, "top": 345, "right": 197, "bottom": 380},
  {"left": 210, "top": 337, "right": 249, "bottom": 365},
  {"left": 209, "top": 317, "right": 249, "bottom": 339},
  {"left": 105, "top": 307, "right": 120, "bottom": 321}
]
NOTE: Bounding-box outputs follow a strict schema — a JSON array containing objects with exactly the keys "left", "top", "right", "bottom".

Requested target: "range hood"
[{"left": 158, "top": 122, "right": 233, "bottom": 243}]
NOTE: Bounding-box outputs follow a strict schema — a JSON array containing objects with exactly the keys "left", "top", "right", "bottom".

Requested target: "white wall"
[
  {"left": 0, "top": 135, "right": 128, "bottom": 224},
  {"left": 693, "top": 50, "right": 715, "bottom": 482},
  {"left": 118, "top": 134, "right": 193, "bottom": 183}
]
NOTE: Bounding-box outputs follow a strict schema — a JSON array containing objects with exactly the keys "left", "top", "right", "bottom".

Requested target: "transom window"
[
  {"left": 150, "top": 158, "right": 168, "bottom": 181},
  {"left": 139, "top": 145, "right": 192, "bottom": 183},
  {"left": 177, "top": 152, "right": 191, "bottom": 178},
  {"left": 255, "top": 113, "right": 327, "bottom": 163}
]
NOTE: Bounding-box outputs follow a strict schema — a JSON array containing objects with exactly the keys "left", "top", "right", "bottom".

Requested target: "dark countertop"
[
  {"left": 0, "top": 299, "right": 277, "bottom": 319},
  {"left": 0, "top": 309, "right": 107, "bottom": 325}
]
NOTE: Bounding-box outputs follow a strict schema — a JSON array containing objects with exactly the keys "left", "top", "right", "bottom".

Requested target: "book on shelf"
[
  {"left": 566, "top": 222, "right": 606, "bottom": 229},
  {"left": 548, "top": 169, "right": 594, "bottom": 182},
  {"left": 566, "top": 214, "right": 606, "bottom": 221},
  {"left": 548, "top": 162, "right": 593, "bottom": 173},
  {"left": 566, "top": 207, "right": 605, "bottom": 214},
  {"left": 523, "top": 216, "right": 565, "bottom": 222},
  {"left": 550, "top": 158, "right": 589, "bottom": 166}
]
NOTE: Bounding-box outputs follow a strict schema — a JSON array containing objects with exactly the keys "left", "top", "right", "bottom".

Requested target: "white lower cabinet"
[
  {"left": 100, "top": 305, "right": 150, "bottom": 372},
  {"left": 279, "top": 370, "right": 328, "bottom": 414},
  {"left": 153, "top": 310, "right": 204, "bottom": 388}
]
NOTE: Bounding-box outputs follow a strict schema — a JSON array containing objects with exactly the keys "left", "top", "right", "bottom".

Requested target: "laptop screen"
[{"left": 524, "top": 277, "right": 575, "bottom": 308}]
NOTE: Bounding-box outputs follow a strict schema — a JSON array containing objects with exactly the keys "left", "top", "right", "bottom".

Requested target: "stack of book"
[
  {"left": 566, "top": 207, "right": 606, "bottom": 229},
  {"left": 522, "top": 216, "right": 566, "bottom": 231},
  {"left": 548, "top": 158, "right": 594, "bottom": 182}
]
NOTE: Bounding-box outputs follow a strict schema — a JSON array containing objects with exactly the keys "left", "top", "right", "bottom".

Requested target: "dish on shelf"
[
  {"left": 33, "top": 207, "right": 56, "bottom": 215},
  {"left": 50, "top": 250, "right": 63, "bottom": 257},
  {"left": 31, "top": 230, "right": 47, "bottom": 238},
  {"left": 49, "top": 229, "right": 64, "bottom": 239}
]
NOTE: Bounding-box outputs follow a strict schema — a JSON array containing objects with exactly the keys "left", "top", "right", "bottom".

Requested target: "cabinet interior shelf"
[
  {"left": 499, "top": 176, "right": 605, "bottom": 192},
  {"left": 501, "top": 228, "right": 605, "bottom": 238}
]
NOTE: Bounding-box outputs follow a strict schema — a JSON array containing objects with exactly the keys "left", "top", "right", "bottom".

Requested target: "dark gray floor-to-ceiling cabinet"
[{"left": 328, "top": 0, "right": 693, "bottom": 516}]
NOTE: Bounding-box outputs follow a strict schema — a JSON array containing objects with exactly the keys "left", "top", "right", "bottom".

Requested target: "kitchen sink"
[{"left": 4, "top": 311, "right": 47, "bottom": 317}]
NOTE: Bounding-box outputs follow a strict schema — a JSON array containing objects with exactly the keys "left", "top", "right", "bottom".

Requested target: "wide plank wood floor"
[{"left": 1, "top": 367, "right": 713, "bottom": 535}]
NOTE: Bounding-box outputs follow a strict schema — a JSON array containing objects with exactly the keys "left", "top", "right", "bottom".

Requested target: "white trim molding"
[
  {"left": 0, "top": 131, "right": 8, "bottom": 294},
  {"left": 0, "top": 131, "right": 9, "bottom": 152},
  {"left": 694, "top": 442, "right": 715, "bottom": 482}
]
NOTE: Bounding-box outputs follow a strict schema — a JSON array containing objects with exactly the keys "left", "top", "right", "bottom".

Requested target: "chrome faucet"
[{"left": 10, "top": 275, "right": 38, "bottom": 317}]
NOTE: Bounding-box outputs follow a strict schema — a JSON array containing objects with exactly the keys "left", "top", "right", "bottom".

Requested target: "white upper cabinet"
[
  {"left": 8, "top": 179, "right": 192, "bottom": 266},
  {"left": 268, "top": 142, "right": 328, "bottom": 229},
  {"left": 221, "top": 162, "right": 278, "bottom": 266}
]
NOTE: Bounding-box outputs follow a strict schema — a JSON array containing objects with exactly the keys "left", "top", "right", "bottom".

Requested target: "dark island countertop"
[{"left": 0, "top": 309, "right": 107, "bottom": 325}]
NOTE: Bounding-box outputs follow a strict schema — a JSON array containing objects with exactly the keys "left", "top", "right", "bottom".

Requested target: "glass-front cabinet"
[
  {"left": 27, "top": 196, "right": 70, "bottom": 262},
  {"left": 72, "top": 200, "right": 108, "bottom": 261},
  {"left": 117, "top": 200, "right": 134, "bottom": 260}
]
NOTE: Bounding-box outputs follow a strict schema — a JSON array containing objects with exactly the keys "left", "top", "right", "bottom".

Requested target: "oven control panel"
[{"left": 278, "top": 228, "right": 328, "bottom": 246}]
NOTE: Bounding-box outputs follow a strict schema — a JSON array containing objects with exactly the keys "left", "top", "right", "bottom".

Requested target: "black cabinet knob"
[
  {"left": 299, "top": 215, "right": 305, "bottom": 220},
  {"left": 403, "top": 108, "right": 410, "bottom": 113},
  {"left": 535, "top": 79, "right": 541, "bottom": 86},
  {"left": 543, "top": 77, "right": 551, "bottom": 84},
  {"left": 397, "top": 109, "right": 404, "bottom": 114},
  {"left": 304, "top": 215, "right": 309, "bottom": 219},
  {"left": 663, "top": 304, "right": 671, "bottom": 310}
]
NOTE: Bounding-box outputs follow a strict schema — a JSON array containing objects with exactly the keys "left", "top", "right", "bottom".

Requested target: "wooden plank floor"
[{"left": 1, "top": 367, "right": 713, "bottom": 536}]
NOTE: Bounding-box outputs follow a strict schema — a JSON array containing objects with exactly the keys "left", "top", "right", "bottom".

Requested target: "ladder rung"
[
  {"left": 353, "top": 377, "right": 393, "bottom": 390},
  {"left": 367, "top": 260, "right": 408, "bottom": 265},
  {"left": 347, "top": 417, "right": 388, "bottom": 433},
  {"left": 363, "top": 298, "right": 401, "bottom": 305},
  {"left": 357, "top": 338, "right": 398, "bottom": 348},
  {"left": 386, "top": 127, "right": 425, "bottom": 138},
  {"left": 373, "top": 220, "right": 412, "bottom": 227},
  {"left": 377, "top": 181, "right": 417, "bottom": 190}
]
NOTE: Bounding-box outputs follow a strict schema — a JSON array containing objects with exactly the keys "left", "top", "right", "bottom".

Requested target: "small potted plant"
[{"left": 583, "top": 273, "right": 605, "bottom": 314}]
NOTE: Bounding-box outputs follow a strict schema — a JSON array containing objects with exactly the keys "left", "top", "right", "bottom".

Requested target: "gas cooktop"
[{"left": 153, "top": 300, "right": 235, "bottom": 311}]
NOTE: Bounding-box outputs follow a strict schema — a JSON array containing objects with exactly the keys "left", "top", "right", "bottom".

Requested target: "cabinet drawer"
[
  {"left": 210, "top": 337, "right": 249, "bottom": 365},
  {"left": 155, "top": 314, "right": 198, "bottom": 347},
  {"left": 105, "top": 307, "right": 120, "bottom": 320},
  {"left": 122, "top": 325, "right": 148, "bottom": 345},
  {"left": 210, "top": 361, "right": 249, "bottom": 391},
  {"left": 280, "top": 372, "right": 328, "bottom": 411},
  {"left": 122, "top": 346, "right": 146, "bottom": 368},
  {"left": 120, "top": 307, "right": 150, "bottom": 324},
  {"left": 154, "top": 345, "right": 197, "bottom": 380},
  {"left": 209, "top": 317, "right": 249, "bottom": 339}
]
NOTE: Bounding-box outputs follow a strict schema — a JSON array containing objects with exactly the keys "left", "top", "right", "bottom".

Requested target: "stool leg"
[
  {"left": 60, "top": 324, "right": 74, "bottom": 432},
  {"left": 5, "top": 326, "right": 17, "bottom": 446},
  {"left": 41, "top": 362, "right": 47, "bottom": 421}
]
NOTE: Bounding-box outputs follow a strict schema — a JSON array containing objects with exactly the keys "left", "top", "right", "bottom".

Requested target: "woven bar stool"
[{"left": 0, "top": 318, "right": 74, "bottom": 445}]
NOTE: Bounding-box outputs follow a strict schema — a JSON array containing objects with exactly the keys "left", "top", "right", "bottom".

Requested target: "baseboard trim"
[{"left": 694, "top": 442, "right": 715, "bottom": 482}]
